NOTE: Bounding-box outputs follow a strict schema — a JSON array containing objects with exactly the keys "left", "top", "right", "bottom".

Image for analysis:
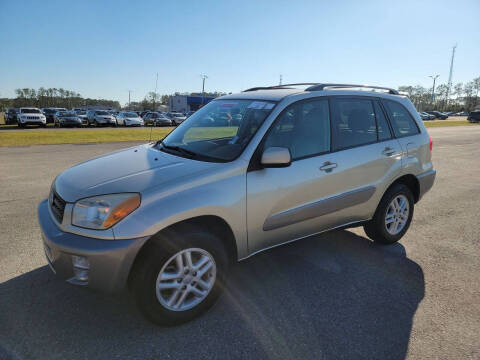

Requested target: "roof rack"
[
  {"left": 306, "top": 83, "right": 399, "bottom": 95},
  {"left": 243, "top": 83, "right": 321, "bottom": 92},
  {"left": 243, "top": 83, "right": 399, "bottom": 95}
]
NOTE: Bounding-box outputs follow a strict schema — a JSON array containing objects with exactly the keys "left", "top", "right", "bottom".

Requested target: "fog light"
[
  {"left": 72, "top": 255, "right": 89, "bottom": 269},
  {"left": 72, "top": 255, "right": 89, "bottom": 282},
  {"left": 73, "top": 267, "right": 89, "bottom": 282}
]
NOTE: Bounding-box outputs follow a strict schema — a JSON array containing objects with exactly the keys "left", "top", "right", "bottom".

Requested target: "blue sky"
[{"left": 0, "top": 0, "right": 479, "bottom": 105}]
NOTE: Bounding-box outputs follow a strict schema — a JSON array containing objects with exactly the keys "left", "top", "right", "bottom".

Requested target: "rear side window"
[
  {"left": 331, "top": 98, "right": 377, "bottom": 151},
  {"left": 383, "top": 100, "right": 419, "bottom": 137},
  {"left": 374, "top": 101, "right": 392, "bottom": 141},
  {"left": 264, "top": 98, "right": 330, "bottom": 160}
]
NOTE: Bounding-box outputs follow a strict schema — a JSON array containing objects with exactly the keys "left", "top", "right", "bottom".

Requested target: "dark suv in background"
[
  {"left": 468, "top": 109, "right": 480, "bottom": 123},
  {"left": 4, "top": 108, "right": 19, "bottom": 124},
  {"left": 43, "top": 108, "right": 67, "bottom": 124}
]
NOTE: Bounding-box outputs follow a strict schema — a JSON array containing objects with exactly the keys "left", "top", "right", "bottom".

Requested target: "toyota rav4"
[{"left": 38, "top": 83, "right": 436, "bottom": 325}]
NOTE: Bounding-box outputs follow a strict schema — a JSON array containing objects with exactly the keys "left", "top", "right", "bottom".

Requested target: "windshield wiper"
[{"left": 157, "top": 141, "right": 198, "bottom": 158}]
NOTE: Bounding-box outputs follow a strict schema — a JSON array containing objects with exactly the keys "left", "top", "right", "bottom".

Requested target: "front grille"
[
  {"left": 26, "top": 116, "right": 41, "bottom": 120},
  {"left": 50, "top": 192, "right": 66, "bottom": 223}
]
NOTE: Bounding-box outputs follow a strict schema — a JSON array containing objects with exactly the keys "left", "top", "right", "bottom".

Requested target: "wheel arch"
[
  {"left": 127, "top": 215, "right": 238, "bottom": 289},
  {"left": 386, "top": 174, "right": 420, "bottom": 203}
]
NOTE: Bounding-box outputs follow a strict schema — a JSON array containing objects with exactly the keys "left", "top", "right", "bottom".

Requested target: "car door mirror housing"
[{"left": 261, "top": 147, "right": 291, "bottom": 168}]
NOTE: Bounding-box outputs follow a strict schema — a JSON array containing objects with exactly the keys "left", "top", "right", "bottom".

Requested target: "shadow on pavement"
[{"left": 0, "top": 230, "right": 424, "bottom": 360}]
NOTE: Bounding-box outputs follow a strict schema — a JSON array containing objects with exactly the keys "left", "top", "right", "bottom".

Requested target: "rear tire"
[
  {"left": 364, "top": 183, "right": 414, "bottom": 244},
  {"left": 131, "top": 225, "right": 228, "bottom": 326}
]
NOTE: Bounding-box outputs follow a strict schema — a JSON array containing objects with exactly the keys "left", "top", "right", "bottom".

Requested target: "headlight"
[{"left": 72, "top": 193, "right": 140, "bottom": 230}]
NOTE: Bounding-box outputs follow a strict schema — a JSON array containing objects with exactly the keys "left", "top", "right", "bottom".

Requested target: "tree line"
[
  {"left": 0, "top": 87, "right": 120, "bottom": 111},
  {"left": 399, "top": 77, "right": 480, "bottom": 112}
]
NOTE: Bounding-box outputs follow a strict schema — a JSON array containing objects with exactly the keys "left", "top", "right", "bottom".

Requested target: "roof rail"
[
  {"left": 243, "top": 83, "right": 320, "bottom": 92},
  {"left": 306, "top": 83, "right": 399, "bottom": 95}
]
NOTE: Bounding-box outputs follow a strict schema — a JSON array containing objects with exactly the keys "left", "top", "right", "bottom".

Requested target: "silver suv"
[{"left": 38, "top": 83, "right": 436, "bottom": 325}]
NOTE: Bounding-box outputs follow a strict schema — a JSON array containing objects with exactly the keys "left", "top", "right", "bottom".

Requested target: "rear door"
[{"left": 382, "top": 99, "right": 423, "bottom": 174}]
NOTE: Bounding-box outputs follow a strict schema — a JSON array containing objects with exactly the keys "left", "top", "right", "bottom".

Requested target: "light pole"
[
  {"left": 429, "top": 75, "right": 440, "bottom": 104},
  {"left": 153, "top": 73, "right": 158, "bottom": 110},
  {"left": 201, "top": 74, "right": 208, "bottom": 106},
  {"left": 128, "top": 90, "right": 132, "bottom": 109}
]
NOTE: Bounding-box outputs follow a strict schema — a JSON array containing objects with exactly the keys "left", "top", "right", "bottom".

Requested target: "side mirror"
[{"left": 261, "top": 147, "right": 291, "bottom": 168}]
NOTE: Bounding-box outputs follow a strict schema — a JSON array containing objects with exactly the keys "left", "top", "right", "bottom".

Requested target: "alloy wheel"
[
  {"left": 385, "top": 194, "right": 409, "bottom": 235},
  {"left": 156, "top": 248, "right": 216, "bottom": 312}
]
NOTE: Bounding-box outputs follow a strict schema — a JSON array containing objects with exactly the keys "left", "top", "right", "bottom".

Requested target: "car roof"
[{"left": 217, "top": 83, "right": 405, "bottom": 102}]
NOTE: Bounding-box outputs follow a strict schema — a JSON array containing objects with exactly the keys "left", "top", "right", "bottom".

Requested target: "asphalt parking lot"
[{"left": 1, "top": 126, "right": 479, "bottom": 359}]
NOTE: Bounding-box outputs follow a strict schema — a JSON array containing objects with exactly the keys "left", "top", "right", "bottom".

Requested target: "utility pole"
[
  {"left": 446, "top": 44, "right": 457, "bottom": 105},
  {"left": 429, "top": 75, "right": 440, "bottom": 104},
  {"left": 128, "top": 90, "right": 132, "bottom": 109},
  {"left": 153, "top": 73, "right": 158, "bottom": 110},
  {"left": 201, "top": 74, "right": 208, "bottom": 106},
  {"left": 279, "top": 74, "right": 282, "bottom": 85}
]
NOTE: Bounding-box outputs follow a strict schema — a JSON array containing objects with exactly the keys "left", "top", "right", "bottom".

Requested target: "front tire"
[
  {"left": 364, "top": 183, "right": 414, "bottom": 244},
  {"left": 131, "top": 226, "right": 228, "bottom": 326}
]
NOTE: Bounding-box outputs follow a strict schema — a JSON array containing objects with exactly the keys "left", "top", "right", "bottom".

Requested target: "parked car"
[
  {"left": 426, "top": 111, "right": 448, "bottom": 120},
  {"left": 140, "top": 111, "right": 152, "bottom": 119},
  {"left": 73, "top": 109, "right": 89, "bottom": 125},
  {"left": 38, "top": 83, "right": 435, "bottom": 325},
  {"left": 43, "top": 108, "right": 67, "bottom": 123},
  {"left": 455, "top": 111, "right": 469, "bottom": 116},
  {"left": 166, "top": 112, "right": 187, "bottom": 125},
  {"left": 467, "top": 109, "right": 480, "bottom": 123},
  {"left": 186, "top": 110, "right": 196, "bottom": 118},
  {"left": 144, "top": 112, "right": 172, "bottom": 127},
  {"left": 17, "top": 107, "right": 47, "bottom": 128},
  {"left": 4, "top": 108, "right": 19, "bottom": 124},
  {"left": 419, "top": 112, "right": 435, "bottom": 121},
  {"left": 54, "top": 111, "right": 82, "bottom": 127},
  {"left": 86, "top": 110, "right": 117, "bottom": 126},
  {"left": 116, "top": 111, "right": 144, "bottom": 126}
]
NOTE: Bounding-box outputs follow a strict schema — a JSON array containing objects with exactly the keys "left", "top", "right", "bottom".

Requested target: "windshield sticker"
[
  {"left": 221, "top": 103, "right": 237, "bottom": 107},
  {"left": 248, "top": 101, "right": 267, "bottom": 109},
  {"left": 264, "top": 103, "right": 275, "bottom": 110}
]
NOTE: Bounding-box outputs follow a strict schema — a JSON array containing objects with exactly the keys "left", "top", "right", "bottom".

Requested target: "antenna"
[
  {"left": 149, "top": 122, "right": 153, "bottom": 143},
  {"left": 446, "top": 44, "right": 457, "bottom": 103}
]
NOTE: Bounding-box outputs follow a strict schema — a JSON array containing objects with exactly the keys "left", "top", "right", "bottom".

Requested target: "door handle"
[
  {"left": 320, "top": 162, "right": 337, "bottom": 171},
  {"left": 382, "top": 147, "right": 396, "bottom": 156}
]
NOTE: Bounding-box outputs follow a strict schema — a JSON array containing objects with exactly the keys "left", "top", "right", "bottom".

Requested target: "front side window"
[
  {"left": 263, "top": 98, "right": 330, "bottom": 160},
  {"left": 331, "top": 98, "right": 377, "bottom": 151},
  {"left": 160, "top": 99, "right": 275, "bottom": 162},
  {"left": 383, "top": 100, "right": 420, "bottom": 137}
]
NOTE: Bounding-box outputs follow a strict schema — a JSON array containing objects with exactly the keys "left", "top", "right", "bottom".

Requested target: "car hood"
[{"left": 55, "top": 144, "right": 220, "bottom": 202}]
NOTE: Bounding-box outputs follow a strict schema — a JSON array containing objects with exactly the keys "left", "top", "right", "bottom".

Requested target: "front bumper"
[{"left": 38, "top": 199, "right": 149, "bottom": 292}]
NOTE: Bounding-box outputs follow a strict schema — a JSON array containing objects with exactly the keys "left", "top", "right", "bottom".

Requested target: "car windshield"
[
  {"left": 96, "top": 111, "right": 109, "bottom": 115},
  {"left": 21, "top": 109, "right": 41, "bottom": 114},
  {"left": 159, "top": 99, "right": 276, "bottom": 162},
  {"left": 76, "top": 110, "right": 86, "bottom": 115},
  {"left": 124, "top": 112, "right": 138, "bottom": 117},
  {"left": 60, "top": 112, "right": 76, "bottom": 117}
]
